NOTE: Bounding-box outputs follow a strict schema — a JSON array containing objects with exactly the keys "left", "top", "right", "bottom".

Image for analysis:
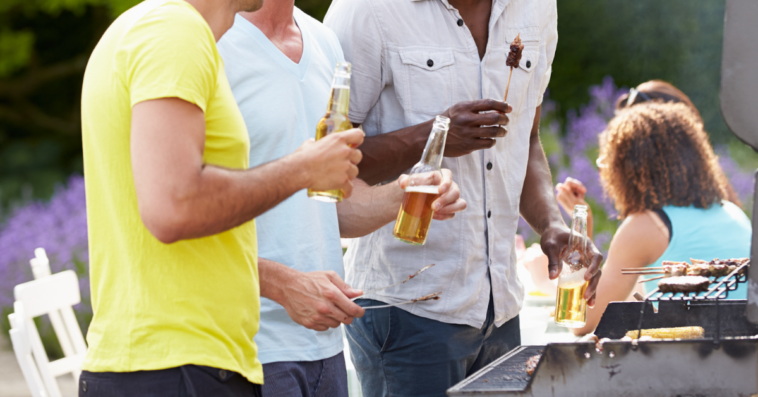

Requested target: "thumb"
[
  {"left": 542, "top": 242, "right": 564, "bottom": 280},
  {"left": 341, "top": 128, "right": 365, "bottom": 147},
  {"left": 398, "top": 174, "right": 409, "bottom": 190},
  {"left": 327, "top": 271, "right": 363, "bottom": 299}
]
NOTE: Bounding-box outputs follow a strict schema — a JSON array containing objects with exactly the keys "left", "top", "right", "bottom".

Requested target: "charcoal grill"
[{"left": 449, "top": 263, "right": 758, "bottom": 396}]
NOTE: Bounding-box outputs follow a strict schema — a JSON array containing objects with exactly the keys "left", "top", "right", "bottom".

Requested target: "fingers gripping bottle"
[
  {"left": 392, "top": 115, "right": 450, "bottom": 245},
  {"left": 554, "top": 205, "right": 590, "bottom": 328},
  {"left": 307, "top": 62, "right": 353, "bottom": 202}
]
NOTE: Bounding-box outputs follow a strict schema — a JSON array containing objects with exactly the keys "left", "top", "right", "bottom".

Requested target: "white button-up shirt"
[{"left": 325, "top": 0, "right": 557, "bottom": 328}]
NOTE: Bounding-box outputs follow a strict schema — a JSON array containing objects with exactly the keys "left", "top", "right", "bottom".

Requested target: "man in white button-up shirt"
[{"left": 325, "top": 0, "right": 604, "bottom": 395}]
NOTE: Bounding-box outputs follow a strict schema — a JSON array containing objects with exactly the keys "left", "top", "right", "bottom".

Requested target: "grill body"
[{"left": 449, "top": 299, "right": 758, "bottom": 396}]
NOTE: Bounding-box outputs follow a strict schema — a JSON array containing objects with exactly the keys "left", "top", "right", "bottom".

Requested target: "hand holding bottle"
[
  {"left": 295, "top": 128, "right": 364, "bottom": 199},
  {"left": 398, "top": 168, "right": 466, "bottom": 221}
]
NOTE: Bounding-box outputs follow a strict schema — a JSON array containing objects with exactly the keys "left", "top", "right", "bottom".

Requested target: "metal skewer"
[
  {"left": 362, "top": 292, "right": 442, "bottom": 310},
  {"left": 638, "top": 275, "right": 667, "bottom": 283},
  {"left": 351, "top": 264, "right": 435, "bottom": 301}
]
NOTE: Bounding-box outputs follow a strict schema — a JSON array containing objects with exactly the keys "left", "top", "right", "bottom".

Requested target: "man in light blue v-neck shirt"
[{"left": 217, "top": 2, "right": 467, "bottom": 396}]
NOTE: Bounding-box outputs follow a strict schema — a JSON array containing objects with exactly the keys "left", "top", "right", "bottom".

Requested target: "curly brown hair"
[{"left": 598, "top": 102, "right": 736, "bottom": 218}]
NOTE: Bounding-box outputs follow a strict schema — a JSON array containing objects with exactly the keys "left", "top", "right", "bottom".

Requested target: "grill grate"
[
  {"left": 453, "top": 345, "right": 544, "bottom": 393},
  {"left": 635, "top": 261, "right": 750, "bottom": 343}
]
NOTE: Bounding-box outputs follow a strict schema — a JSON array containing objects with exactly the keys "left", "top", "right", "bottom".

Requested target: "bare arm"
[
  {"left": 131, "top": 98, "right": 363, "bottom": 243},
  {"left": 520, "top": 106, "right": 603, "bottom": 306},
  {"left": 356, "top": 99, "right": 512, "bottom": 185},
  {"left": 336, "top": 169, "right": 467, "bottom": 238},
  {"left": 572, "top": 212, "right": 669, "bottom": 335},
  {"left": 258, "top": 257, "right": 365, "bottom": 332}
]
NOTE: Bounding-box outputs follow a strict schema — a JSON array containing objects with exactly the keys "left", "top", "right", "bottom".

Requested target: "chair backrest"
[
  {"left": 9, "top": 270, "right": 87, "bottom": 397},
  {"left": 30, "top": 247, "right": 52, "bottom": 280}
]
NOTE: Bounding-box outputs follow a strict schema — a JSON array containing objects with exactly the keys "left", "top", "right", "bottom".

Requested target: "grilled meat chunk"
[
  {"left": 658, "top": 276, "right": 710, "bottom": 293},
  {"left": 525, "top": 354, "right": 541, "bottom": 376}
]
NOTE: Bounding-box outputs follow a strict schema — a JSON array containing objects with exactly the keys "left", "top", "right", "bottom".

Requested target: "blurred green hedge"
[{"left": 0, "top": 0, "right": 742, "bottom": 215}]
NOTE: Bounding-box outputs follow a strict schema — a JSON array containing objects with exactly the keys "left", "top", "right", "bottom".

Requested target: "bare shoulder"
[{"left": 608, "top": 211, "right": 669, "bottom": 267}]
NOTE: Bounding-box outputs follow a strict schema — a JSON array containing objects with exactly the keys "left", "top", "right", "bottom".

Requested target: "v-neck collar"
[{"left": 233, "top": 12, "right": 312, "bottom": 81}]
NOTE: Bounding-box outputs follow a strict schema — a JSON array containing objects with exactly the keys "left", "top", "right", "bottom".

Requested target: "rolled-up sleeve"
[
  {"left": 536, "top": 0, "right": 558, "bottom": 106},
  {"left": 324, "top": 0, "right": 384, "bottom": 124}
]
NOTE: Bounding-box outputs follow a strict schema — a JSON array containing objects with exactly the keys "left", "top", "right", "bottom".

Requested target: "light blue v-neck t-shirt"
[{"left": 218, "top": 10, "right": 346, "bottom": 364}]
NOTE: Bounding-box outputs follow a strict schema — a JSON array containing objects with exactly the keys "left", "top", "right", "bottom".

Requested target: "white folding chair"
[{"left": 8, "top": 270, "right": 88, "bottom": 397}]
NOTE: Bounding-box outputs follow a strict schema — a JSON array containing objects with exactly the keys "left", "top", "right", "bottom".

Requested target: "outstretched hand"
[{"left": 540, "top": 226, "right": 603, "bottom": 307}]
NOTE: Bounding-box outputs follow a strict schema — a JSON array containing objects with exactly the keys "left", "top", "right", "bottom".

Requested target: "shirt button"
[
  {"left": 486, "top": 162, "right": 493, "bottom": 170},
  {"left": 427, "top": 59, "right": 434, "bottom": 68},
  {"left": 487, "top": 210, "right": 491, "bottom": 218},
  {"left": 526, "top": 60, "right": 532, "bottom": 68},
  {"left": 457, "top": 19, "right": 464, "bottom": 26},
  {"left": 219, "top": 369, "right": 228, "bottom": 380}
]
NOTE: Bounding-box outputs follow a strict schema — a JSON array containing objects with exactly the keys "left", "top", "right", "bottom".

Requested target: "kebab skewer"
[
  {"left": 504, "top": 34, "right": 524, "bottom": 103},
  {"left": 622, "top": 258, "right": 749, "bottom": 282}
]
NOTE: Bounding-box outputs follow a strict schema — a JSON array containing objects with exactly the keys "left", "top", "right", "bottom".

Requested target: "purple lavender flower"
[{"left": 0, "top": 175, "right": 90, "bottom": 339}]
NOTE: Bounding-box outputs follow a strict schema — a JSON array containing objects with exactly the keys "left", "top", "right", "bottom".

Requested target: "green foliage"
[
  {"left": 0, "top": 0, "right": 139, "bottom": 217},
  {"left": 0, "top": 0, "right": 754, "bottom": 217},
  {"left": 295, "top": 0, "right": 331, "bottom": 21},
  {"left": 552, "top": 0, "right": 729, "bottom": 142},
  {"left": 0, "top": 29, "right": 34, "bottom": 78}
]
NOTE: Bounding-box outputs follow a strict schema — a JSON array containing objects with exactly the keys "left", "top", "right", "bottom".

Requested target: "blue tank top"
[{"left": 643, "top": 201, "right": 752, "bottom": 298}]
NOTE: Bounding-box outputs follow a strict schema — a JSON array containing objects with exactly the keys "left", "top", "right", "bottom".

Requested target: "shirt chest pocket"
[{"left": 395, "top": 49, "right": 456, "bottom": 116}]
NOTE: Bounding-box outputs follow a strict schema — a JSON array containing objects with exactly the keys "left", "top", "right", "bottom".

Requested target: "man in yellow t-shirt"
[{"left": 79, "top": 0, "right": 364, "bottom": 394}]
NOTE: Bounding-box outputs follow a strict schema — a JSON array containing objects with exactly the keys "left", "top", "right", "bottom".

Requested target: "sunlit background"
[{"left": 0, "top": 0, "right": 754, "bottom": 391}]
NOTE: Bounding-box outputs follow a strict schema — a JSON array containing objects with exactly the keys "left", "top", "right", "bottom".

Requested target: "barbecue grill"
[
  {"left": 449, "top": 1, "right": 758, "bottom": 395},
  {"left": 449, "top": 264, "right": 758, "bottom": 396}
]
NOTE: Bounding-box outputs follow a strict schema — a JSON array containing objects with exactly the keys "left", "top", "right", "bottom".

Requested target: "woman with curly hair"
[{"left": 554, "top": 81, "right": 751, "bottom": 335}]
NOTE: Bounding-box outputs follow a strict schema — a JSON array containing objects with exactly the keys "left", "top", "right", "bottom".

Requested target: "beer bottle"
[
  {"left": 307, "top": 62, "right": 353, "bottom": 202},
  {"left": 554, "top": 204, "right": 590, "bottom": 328},
  {"left": 392, "top": 115, "right": 451, "bottom": 245}
]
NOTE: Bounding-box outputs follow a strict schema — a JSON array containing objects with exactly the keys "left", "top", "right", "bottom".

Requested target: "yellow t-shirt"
[{"left": 80, "top": 0, "right": 262, "bottom": 383}]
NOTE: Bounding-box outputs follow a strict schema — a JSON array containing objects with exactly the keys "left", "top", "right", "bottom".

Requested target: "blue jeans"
[
  {"left": 79, "top": 365, "right": 261, "bottom": 397},
  {"left": 261, "top": 352, "right": 348, "bottom": 397},
  {"left": 346, "top": 297, "right": 520, "bottom": 397}
]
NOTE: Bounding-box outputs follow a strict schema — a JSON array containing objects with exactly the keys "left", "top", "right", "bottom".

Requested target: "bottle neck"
[
  {"left": 419, "top": 127, "right": 448, "bottom": 169},
  {"left": 327, "top": 75, "right": 350, "bottom": 115},
  {"left": 567, "top": 214, "right": 588, "bottom": 255}
]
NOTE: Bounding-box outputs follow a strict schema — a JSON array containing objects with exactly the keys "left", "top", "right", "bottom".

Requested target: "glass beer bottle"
[
  {"left": 392, "top": 115, "right": 450, "bottom": 245},
  {"left": 307, "top": 62, "right": 353, "bottom": 202},
  {"left": 554, "top": 204, "right": 591, "bottom": 328}
]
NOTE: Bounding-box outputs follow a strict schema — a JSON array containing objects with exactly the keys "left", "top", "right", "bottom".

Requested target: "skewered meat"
[
  {"left": 658, "top": 276, "right": 710, "bottom": 293},
  {"left": 525, "top": 354, "right": 540, "bottom": 376},
  {"left": 686, "top": 264, "right": 711, "bottom": 277},
  {"left": 661, "top": 261, "right": 688, "bottom": 277},
  {"left": 506, "top": 34, "right": 524, "bottom": 68}
]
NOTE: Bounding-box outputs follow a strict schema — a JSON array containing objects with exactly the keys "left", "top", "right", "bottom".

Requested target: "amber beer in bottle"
[
  {"left": 307, "top": 62, "right": 353, "bottom": 202},
  {"left": 554, "top": 205, "right": 590, "bottom": 328},
  {"left": 392, "top": 115, "right": 450, "bottom": 245}
]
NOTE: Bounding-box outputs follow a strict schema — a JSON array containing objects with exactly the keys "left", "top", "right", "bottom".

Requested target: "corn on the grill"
[{"left": 625, "top": 326, "right": 704, "bottom": 340}]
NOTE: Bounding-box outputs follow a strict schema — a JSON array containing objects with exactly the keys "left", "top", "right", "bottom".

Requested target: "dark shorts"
[
  {"left": 346, "top": 295, "right": 520, "bottom": 397},
  {"left": 261, "top": 352, "right": 348, "bottom": 397},
  {"left": 79, "top": 365, "right": 261, "bottom": 397}
]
